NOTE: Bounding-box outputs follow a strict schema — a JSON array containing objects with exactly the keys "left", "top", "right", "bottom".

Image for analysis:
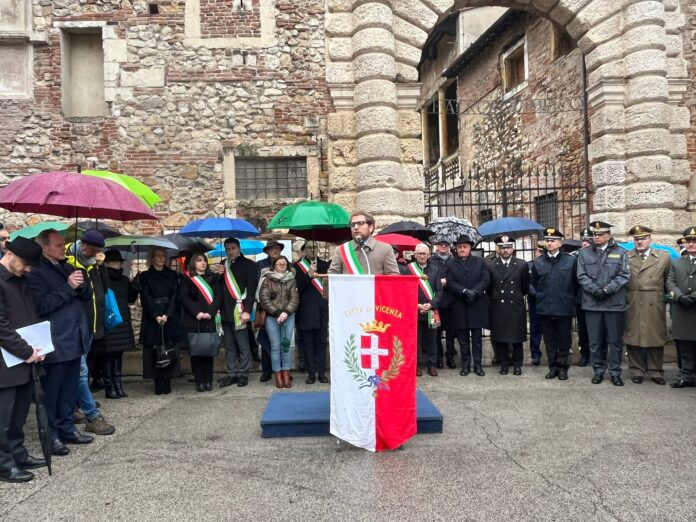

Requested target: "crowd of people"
[{"left": 1, "top": 210, "right": 695, "bottom": 483}]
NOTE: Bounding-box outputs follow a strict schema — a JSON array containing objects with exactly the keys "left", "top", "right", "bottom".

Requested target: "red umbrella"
[
  {"left": 0, "top": 172, "right": 158, "bottom": 221},
  {"left": 375, "top": 233, "right": 422, "bottom": 249}
]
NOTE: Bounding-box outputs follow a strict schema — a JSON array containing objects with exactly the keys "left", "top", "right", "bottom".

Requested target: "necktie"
[{"left": 641, "top": 253, "right": 647, "bottom": 261}]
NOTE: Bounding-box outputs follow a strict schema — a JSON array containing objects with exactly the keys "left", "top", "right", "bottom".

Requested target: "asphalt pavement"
[{"left": 1, "top": 364, "right": 695, "bottom": 521}]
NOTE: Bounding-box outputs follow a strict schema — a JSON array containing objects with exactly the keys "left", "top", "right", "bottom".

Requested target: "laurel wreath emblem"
[{"left": 344, "top": 333, "right": 404, "bottom": 398}]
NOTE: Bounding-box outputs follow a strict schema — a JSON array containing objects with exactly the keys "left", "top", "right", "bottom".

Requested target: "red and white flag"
[{"left": 329, "top": 274, "right": 418, "bottom": 452}]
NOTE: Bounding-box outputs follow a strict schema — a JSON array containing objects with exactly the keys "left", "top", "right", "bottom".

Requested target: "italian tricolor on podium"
[{"left": 329, "top": 274, "right": 418, "bottom": 452}]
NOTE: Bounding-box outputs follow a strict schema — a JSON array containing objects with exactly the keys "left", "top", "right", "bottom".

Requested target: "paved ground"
[{"left": 1, "top": 363, "right": 695, "bottom": 521}]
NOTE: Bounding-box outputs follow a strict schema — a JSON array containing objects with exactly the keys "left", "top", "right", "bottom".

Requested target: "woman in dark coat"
[
  {"left": 179, "top": 253, "right": 221, "bottom": 392},
  {"left": 139, "top": 247, "right": 182, "bottom": 395},
  {"left": 99, "top": 249, "right": 138, "bottom": 399}
]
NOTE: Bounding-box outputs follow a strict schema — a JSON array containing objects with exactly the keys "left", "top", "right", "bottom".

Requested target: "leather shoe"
[
  {"left": 652, "top": 377, "right": 666, "bottom": 385},
  {"left": 532, "top": 357, "right": 541, "bottom": 366},
  {"left": 259, "top": 373, "right": 272, "bottom": 383},
  {"left": 196, "top": 383, "right": 205, "bottom": 392},
  {"left": 16, "top": 455, "right": 46, "bottom": 470},
  {"left": 610, "top": 376, "right": 624, "bottom": 387},
  {"left": 670, "top": 380, "right": 696, "bottom": 389},
  {"left": 474, "top": 368, "right": 485, "bottom": 377},
  {"left": 460, "top": 368, "right": 470, "bottom": 376},
  {"left": 545, "top": 369, "right": 559, "bottom": 379},
  {"left": 558, "top": 371, "right": 568, "bottom": 381},
  {"left": 60, "top": 430, "right": 94, "bottom": 445},
  {"left": 0, "top": 467, "right": 34, "bottom": 483},
  {"left": 631, "top": 376, "right": 644, "bottom": 384},
  {"left": 499, "top": 367, "right": 508, "bottom": 375},
  {"left": 237, "top": 375, "right": 249, "bottom": 387},
  {"left": 306, "top": 374, "right": 316, "bottom": 384},
  {"left": 513, "top": 367, "right": 522, "bottom": 376},
  {"left": 436, "top": 361, "right": 444, "bottom": 369},
  {"left": 578, "top": 355, "right": 589, "bottom": 367},
  {"left": 591, "top": 374, "right": 604, "bottom": 384},
  {"left": 318, "top": 374, "right": 329, "bottom": 384},
  {"left": 427, "top": 366, "right": 438, "bottom": 377},
  {"left": 446, "top": 359, "right": 456, "bottom": 369},
  {"left": 51, "top": 439, "right": 70, "bottom": 456},
  {"left": 204, "top": 382, "right": 213, "bottom": 391},
  {"left": 218, "top": 375, "right": 238, "bottom": 388}
]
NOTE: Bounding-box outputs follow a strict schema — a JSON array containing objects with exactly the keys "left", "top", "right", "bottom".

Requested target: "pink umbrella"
[{"left": 0, "top": 172, "right": 158, "bottom": 221}]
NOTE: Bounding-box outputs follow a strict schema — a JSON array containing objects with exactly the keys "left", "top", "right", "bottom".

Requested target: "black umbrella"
[
  {"left": 30, "top": 364, "right": 52, "bottom": 476},
  {"left": 378, "top": 221, "right": 433, "bottom": 241},
  {"left": 68, "top": 220, "right": 122, "bottom": 239},
  {"left": 161, "top": 233, "right": 213, "bottom": 258}
]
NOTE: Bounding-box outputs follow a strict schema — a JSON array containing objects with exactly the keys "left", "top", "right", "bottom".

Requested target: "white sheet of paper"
[{"left": 1, "top": 321, "right": 54, "bottom": 368}]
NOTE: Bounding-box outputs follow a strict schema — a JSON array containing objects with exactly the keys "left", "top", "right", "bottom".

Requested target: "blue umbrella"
[
  {"left": 210, "top": 240, "right": 265, "bottom": 257},
  {"left": 618, "top": 242, "right": 680, "bottom": 259},
  {"left": 179, "top": 217, "right": 259, "bottom": 239},
  {"left": 477, "top": 217, "right": 544, "bottom": 240}
]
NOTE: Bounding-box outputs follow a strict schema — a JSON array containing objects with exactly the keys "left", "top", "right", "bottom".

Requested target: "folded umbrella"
[
  {"left": 477, "top": 217, "right": 544, "bottom": 240},
  {"left": 379, "top": 221, "right": 433, "bottom": 241},
  {"left": 30, "top": 365, "right": 52, "bottom": 476}
]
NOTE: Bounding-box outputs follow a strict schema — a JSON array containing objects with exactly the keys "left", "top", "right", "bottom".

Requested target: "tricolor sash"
[
  {"left": 188, "top": 274, "right": 214, "bottom": 305},
  {"left": 224, "top": 260, "right": 247, "bottom": 330},
  {"left": 338, "top": 242, "right": 365, "bottom": 275},
  {"left": 297, "top": 258, "right": 324, "bottom": 294},
  {"left": 407, "top": 262, "right": 440, "bottom": 328}
]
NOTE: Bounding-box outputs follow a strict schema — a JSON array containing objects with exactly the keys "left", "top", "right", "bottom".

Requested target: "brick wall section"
[
  {"left": 682, "top": 0, "right": 696, "bottom": 181},
  {"left": 0, "top": 0, "right": 332, "bottom": 233},
  {"left": 199, "top": 0, "right": 261, "bottom": 38}
]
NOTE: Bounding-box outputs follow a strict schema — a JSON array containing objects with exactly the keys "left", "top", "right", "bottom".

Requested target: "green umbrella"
[
  {"left": 10, "top": 221, "right": 69, "bottom": 240},
  {"left": 267, "top": 201, "right": 350, "bottom": 230},
  {"left": 83, "top": 170, "right": 161, "bottom": 209}
]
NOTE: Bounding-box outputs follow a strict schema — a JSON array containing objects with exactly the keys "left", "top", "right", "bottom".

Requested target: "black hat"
[
  {"left": 494, "top": 234, "right": 515, "bottom": 246},
  {"left": 589, "top": 221, "right": 611, "bottom": 233},
  {"left": 579, "top": 228, "right": 592, "bottom": 240},
  {"left": 454, "top": 234, "right": 474, "bottom": 246},
  {"left": 81, "top": 229, "right": 105, "bottom": 248},
  {"left": 263, "top": 240, "right": 284, "bottom": 254},
  {"left": 628, "top": 225, "right": 652, "bottom": 238},
  {"left": 542, "top": 227, "right": 564, "bottom": 239},
  {"left": 104, "top": 249, "right": 124, "bottom": 263},
  {"left": 677, "top": 237, "right": 686, "bottom": 246},
  {"left": 682, "top": 227, "right": 696, "bottom": 240},
  {"left": 6, "top": 237, "right": 42, "bottom": 267}
]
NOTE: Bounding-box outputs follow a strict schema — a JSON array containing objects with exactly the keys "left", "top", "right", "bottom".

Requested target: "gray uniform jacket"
[
  {"left": 328, "top": 237, "right": 400, "bottom": 275},
  {"left": 667, "top": 256, "right": 696, "bottom": 341},
  {"left": 576, "top": 239, "right": 630, "bottom": 312}
]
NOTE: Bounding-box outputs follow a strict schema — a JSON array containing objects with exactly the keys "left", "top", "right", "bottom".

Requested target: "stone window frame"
[
  {"left": 500, "top": 35, "right": 528, "bottom": 100},
  {"left": 0, "top": 0, "right": 34, "bottom": 99}
]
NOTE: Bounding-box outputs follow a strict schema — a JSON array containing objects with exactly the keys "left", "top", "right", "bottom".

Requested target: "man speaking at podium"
[{"left": 328, "top": 211, "right": 400, "bottom": 276}]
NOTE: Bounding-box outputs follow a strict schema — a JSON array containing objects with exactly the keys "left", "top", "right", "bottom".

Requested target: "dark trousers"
[
  {"left": 494, "top": 342, "right": 523, "bottom": 369},
  {"left": 436, "top": 308, "right": 456, "bottom": 364},
  {"left": 300, "top": 328, "right": 327, "bottom": 376},
  {"left": 257, "top": 328, "right": 272, "bottom": 377},
  {"left": 528, "top": 298, "right": 543, "bottom": 361},
  {"left": 41, "top": 358, "right": 81, "bottom": 441},
  {"left": 456, "top": 328, "right": 483, "bottom": 370},
  {"left": 540, "top": 316, "right": 572, "bottom": 371},
  {"left": 0, "top": 382, "right": 32, "bottom": 471},
  {"left": 585, "top": 311, "right": 624, "bottom": 377},
  {"left": 191, "top": 356, "right": 214, "bottom": 384},
  {"left": 676, "top": 340, "right": 696, "bottom": 382},
  {"left": 626, "top": 345, "right": 664, "bottom": 378},
  {"left": 575, "top": 305, "right": 589, "bottom": 358},
  {"left": 418, "top": 321, "right": 437, "bottom": 368}
]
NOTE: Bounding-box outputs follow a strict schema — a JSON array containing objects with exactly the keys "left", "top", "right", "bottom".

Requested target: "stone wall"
[
  {"left": 681, "top": 0, "right": 696, "bottom": 210},
  {"left": 199, "top": 0, "right": 261, "bottom": 38}
]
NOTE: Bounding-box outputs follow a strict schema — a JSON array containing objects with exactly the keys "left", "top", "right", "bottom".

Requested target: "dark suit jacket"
[
  {"left": 444, "top": 255, "right": 490, "bottom": 329},
  {"left": 0, "top": 265, "right": 41, "bottom": 388},
  {"left": 295, "top": 258, "right": 329, "bottom": 331}
]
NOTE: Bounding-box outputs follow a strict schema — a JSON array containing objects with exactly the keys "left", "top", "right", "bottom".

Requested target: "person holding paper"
[{"left": 0, "top": 237, "right": 48, "bottom": 483}]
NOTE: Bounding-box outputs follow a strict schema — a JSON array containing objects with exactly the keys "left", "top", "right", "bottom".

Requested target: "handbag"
[
  {"left": 188, "top": 320, "right": 221, "bottom": 358},
  {"left": 154, "top": 325, "right": 177, "bottom": 369},
  {"left": 104, "top": 288, "right": 123, "bottom": 332}
]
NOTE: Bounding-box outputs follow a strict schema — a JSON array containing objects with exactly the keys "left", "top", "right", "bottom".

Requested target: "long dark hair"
[{"left": 187, "top": 252, "right": 209, "bottom": 275}]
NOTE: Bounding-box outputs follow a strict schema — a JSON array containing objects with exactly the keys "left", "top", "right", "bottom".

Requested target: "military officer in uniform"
[
  {"left": 667, "top": 227, "right": 696, "bottom": 388},
  {"left": 574, "top": 228, "right": 593, "bottom": 366},
  {"left": 576, "top": 221, "right": 630, "bottom": 386},
  {"left": 531, "top": 227, "right": 578, "bottom": 380},
  {"left": 486, "top": 235, "right": 528, "bottom": 375},
  {"left": 623, "top": 225, "right": 670, "bottom": 385}
]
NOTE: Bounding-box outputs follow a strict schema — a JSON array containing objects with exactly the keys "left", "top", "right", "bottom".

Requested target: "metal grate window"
[
  {"left": 478, "top": 208, "right": 493, "bottom": 224},
  {"left": 235, "top": 157, "right": 308, "bottom": 200},
  {"left": 535, "top": 192, "right": 558, "bottom": 228}
]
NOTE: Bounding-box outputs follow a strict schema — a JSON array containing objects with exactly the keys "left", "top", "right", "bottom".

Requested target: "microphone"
[{"left": 355, "top": 236, "right": 365, "bottom": 249}]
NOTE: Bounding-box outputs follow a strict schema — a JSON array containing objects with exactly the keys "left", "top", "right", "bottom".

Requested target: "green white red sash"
[
  {"left": 338, "top": 242, "right": 365, "bottom": 275},
  {"left": 188, "top": 274, "right": 214, "bottom": 305},
  {"left": 407, "top": 262, "right": 434, "bottom": 301},
  {"left": 297, "top": 258, "right": 324, "bottom": 294},
  {"left": 224, "top": 259, "right": 247, "bottom": 329}
]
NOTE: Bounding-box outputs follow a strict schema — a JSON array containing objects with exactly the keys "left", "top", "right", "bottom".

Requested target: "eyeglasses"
[
  {"left": 350, "top": 221, "right": 368, "bottom": 228},
  {"left": 415, "top": 252, "right": 429, "bottom": 255}
]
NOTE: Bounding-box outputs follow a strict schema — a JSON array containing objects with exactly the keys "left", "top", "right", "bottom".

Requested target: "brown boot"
[
  {"left": 283, "top": 370, "right": 292, "bottom": 388},
  {"left": 274, "top": 372, "right": 283, "bottom": 389}
]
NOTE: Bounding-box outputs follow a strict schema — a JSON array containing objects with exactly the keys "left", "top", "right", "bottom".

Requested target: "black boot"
[
  {"left": 103, "top": 357, "right": 120, "bottom": 399},
  {"left": 162, "top": 378, "right": 171, "bottom": 395},
  {"left": 113, "top": 354, "right": 128, "bottom": 398},
  {"left": 154, "top": 378, "right": 163, "bottom": 395}
]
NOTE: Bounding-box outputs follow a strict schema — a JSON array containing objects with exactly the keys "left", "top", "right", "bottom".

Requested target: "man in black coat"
[
  {"left": 444, "top": 234, "right": 490, "bottom": 376},
  {"left": 217, "top": 238, "right": 259, "bottom": 388},
  {"left": 531, "top": 228, "right": 579, "bottom": 380},
  {"left": 429, "top": 237, "right": 456, "bottom": 368},
  {"left": 295, "top": 241, "right": 329, "bottom": 384},
  {"left": 0, "top": 238, "right": 47, "bottom": 483},
  {"left": 28, "top": 229, "right": 94, "bottom": 454},
  {"left": 487, "top": 235, "right": 529, "bottom": 376}
]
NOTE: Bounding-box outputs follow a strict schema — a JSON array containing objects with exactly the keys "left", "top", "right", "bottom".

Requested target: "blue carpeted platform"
[{"left": 260, "top": 390, "right": 443, "bottom": 438}]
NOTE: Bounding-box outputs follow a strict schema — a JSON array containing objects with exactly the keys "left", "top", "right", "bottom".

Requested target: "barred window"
[
  {"left": 535, "top": 192, "right": 558, "bottom": 228},
  {"left": 235, "top": 157, "right": 308, "bottom": 200},
  {"left": 478, "top": 208, "right": 493, "bottom": 225}
]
